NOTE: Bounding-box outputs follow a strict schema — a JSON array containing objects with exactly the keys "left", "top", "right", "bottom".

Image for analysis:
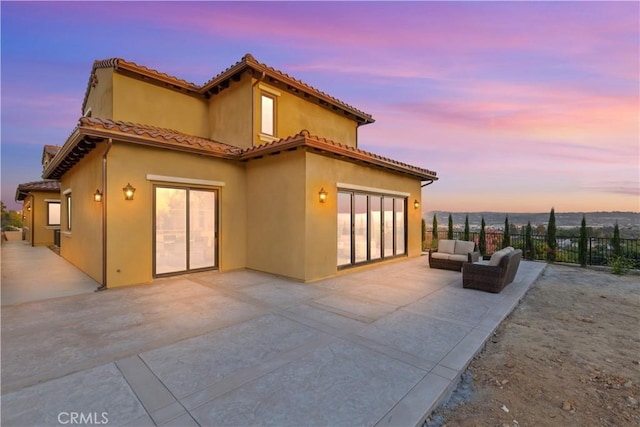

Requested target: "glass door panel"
[
  {"left": 155, "top": 188, "right": 187, "bottom": 275},
  {"left": 370, "top": 196, "right": 382, "bottom": 260},
  {"left": 395, "top": 198, "right": 406, "bottom": 255},
  {"left": 189, "top": 190, "right": 216, "bottom": 270},
  {"left": 354, "top": 194, "right": 368, "bottom": 263},
  {"left": 337, "top": 192, "right": 352, "bottom": 266},
  {"left": 383, "top": 198, "right": 394, "bottom": 257}
]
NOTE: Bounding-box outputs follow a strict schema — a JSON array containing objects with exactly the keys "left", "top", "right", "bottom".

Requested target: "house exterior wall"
[
  {"left": 244, "top": 148, "right": 422, "bottom": 282},
  {"left": 245, "top": 149, "right": 307, "bottom": 280},
  {"left": 21, "top": 198, "right": 33, "bottom": 244},
  {"left": 208, "top": 73, "right": 253, "bottom": 148},
  {"left": 112, "top": 73, "right": 209, "bottom": 138},
  {"left": 104, "top": 142, "right": 247, "bottom": 287},
  {"left": 252, "top": 82, "right": 358, "bottom": 147},
  {"left": 59, "top": 147, "right": 104, "bottom": 283},
  {"left": 303, "top": 151, "right": 423, "bottom": 281},
  {"left": 25, "top": 191, "right": 61, "bottom": 247},
  {"left": 85, "top": 68, "right": 114, "bottom": 118}
]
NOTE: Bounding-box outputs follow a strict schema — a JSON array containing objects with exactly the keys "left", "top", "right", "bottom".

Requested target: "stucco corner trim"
[
  {"left": 145, "top": 174, "right": 226, "bottom": 187},
  {"left": 336, "top": 182, "right": 411, "bottom": 197}
]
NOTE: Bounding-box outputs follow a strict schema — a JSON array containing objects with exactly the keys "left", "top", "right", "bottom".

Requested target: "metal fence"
[{"left": 425, "top": 230, "right": 640, "bottom": 268}]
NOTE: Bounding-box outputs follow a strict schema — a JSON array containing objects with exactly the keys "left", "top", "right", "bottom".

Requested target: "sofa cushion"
[
  {"left": 431, "top": 252, "right": 450, "bottom": 260},
  {"left": 488, "top": 249, "right": 507, "bottom": 266},
  {"left": 437, "top": 239, "right": 455, "bottom": 254},
  {"left": 449, "top": 254, "right": 468, "bottom": 262},
  {"left": 454, "top": 240, "right": 475, "bottom": 255},
  {"left": 505, "top": 246, "right": 515, "bottom": 252}
]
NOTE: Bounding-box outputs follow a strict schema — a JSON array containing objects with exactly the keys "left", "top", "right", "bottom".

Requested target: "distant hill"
[{"left": 424, "top": 211, "right": 640, "bottom": 233}]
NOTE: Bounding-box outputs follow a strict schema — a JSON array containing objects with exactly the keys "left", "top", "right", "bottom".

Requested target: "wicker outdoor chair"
[{"left": 462, "top": 249, "right": 522, "bottom": 293}]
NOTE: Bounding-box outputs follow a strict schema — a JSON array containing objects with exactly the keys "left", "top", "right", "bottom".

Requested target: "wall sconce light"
[
  {"left": 27, "top": 206, "right": 31, "bottom": 211},
  {"left": 123, "top": 183, "right": 136, "bottom": 200},
  {"left": 94, "top": 189, "right": 103, "bottom": 202},
  {"left": 414, "top": 199, "right": 420, "bottom": 209},
  {"left": 318, "top": 188, "right": 328, "bottom": 203}
]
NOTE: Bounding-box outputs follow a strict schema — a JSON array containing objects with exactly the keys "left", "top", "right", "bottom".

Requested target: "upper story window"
[
  {"left": 261, "top": 94, "right": 275, "bottom": 136},
  {"left": 258, "top": 83, "right": 281, "bottom": 143}
]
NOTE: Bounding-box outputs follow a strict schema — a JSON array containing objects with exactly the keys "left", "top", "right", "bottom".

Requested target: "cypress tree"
[
  {"left": 525, "top": 221, "right": 534, "bottom": 260},
  {"left": 502, "top": 216, "right": 511, "bottom": 248},
  {"left": 421, "top": 218, "right": 426, "bottom": 250},
  {"left": 432, "top": 214, "right": 438, "bottom": 242},
  {"left": 546, "top": 208, "right": 557, "bottom": 262},
  {"left": 447, "top": 214, "right": 454, "bottom": 240},
  {"left": 612, "top": 222, "right": 622, "bottom": 257},
  {"left": 464, "top": 214, "right": 470, "bottom": 241},
  {"left": 479, "top": 216, "right": 487, "bottom": 256},
  {"left": 578, "top": 215, "right": 588, "bottom": 267}
]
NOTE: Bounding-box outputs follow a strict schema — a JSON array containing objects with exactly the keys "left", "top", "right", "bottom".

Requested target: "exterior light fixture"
[
  {"left": 414, "top": 199, "right": 420, "bottom": 209},
  {"left": 318, "top": 188, "right": 327, "bottom": 203},
  {"left": 123, "top": 183, "right": 136, "bottom": 200},
  {"left": 94, "top": 189, "right": 103, "bottom": 202}
]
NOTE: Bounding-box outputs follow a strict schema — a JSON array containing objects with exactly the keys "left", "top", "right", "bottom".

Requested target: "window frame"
[
  {"left": 260, "top": 93, "right": 276, "bottom": 137},
  {"left": 65, "top": 193, "right": 72, "bottom": 231},
  {"left": 46, "top": 201, "right": 61, "bottom": 227},
  {"left": 337, "top": 189, "right": 408, "bottom": 269}
]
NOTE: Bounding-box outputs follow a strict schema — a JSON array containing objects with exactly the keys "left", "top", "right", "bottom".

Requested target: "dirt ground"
[{"left": 429, "top": 263, "right": 640, "bottom": 427}]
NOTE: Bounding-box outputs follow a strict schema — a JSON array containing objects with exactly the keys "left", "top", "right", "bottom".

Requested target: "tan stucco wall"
[
  {"left": 303, "top": 151, "right": 423, "bottom": 281},
  {"left": 59, "top": 146, "right": 104, "bottom": 283},
  {"left": 208, "top": 73, "right": 253, "bottom": 148},
  {"left": 252, "top": 81, "right": 358, "bottom": 147},
  {"left": 245, "top": 148, "right": 422, "bottom": 282},
  {"left": 245, "top": 149, "right": 307, "bottom": 280},
  {"left": 112, "top": 73, "right": 208, "bottom": 137},
  {"left": 84, "top": 68, "right": 114, "bottom": 118},
  {"left": 21, "top": 198, "right": 33, "bottom": 244},
  {"left": 27, "top": 191, "right": 60, "bottom": 246},
  {"left": 104, "top": 142, "right": 247, "bottom": 287}
]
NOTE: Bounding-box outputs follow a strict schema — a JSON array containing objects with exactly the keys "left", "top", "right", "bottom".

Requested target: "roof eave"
[
  {"left": 240, "top": 135, "right": 437, "bottom": 182},
  {"left": 202, "top": 57, "right": 374, "bottom": 125}
]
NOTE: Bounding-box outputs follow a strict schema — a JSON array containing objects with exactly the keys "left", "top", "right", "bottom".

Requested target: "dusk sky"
[{"left": 1, "top": 1, "right": 638, "bottom": 213}]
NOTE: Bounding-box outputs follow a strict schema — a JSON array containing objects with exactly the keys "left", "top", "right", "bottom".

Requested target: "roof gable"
[{"left": 81, "top": 55, "right": 374, "bottom": 125}]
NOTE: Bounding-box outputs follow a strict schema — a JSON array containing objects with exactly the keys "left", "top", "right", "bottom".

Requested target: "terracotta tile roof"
[
  {"left": 81, "top": 55, "right": 374, "bottom": 125},
  {"left": 15, "top": 180, "right": 61, "bottom": 201},
  {"left": 44, "top": 116, "right": 437, "bottom": 182},
  {"left": 43, "top": 118, "right": 242, "bottom": 180},
  {"left": 43, "top": 145, "right": 61, "bottom": 157},
  {"left": 240, "top": 130, "right": 438, "bottom": 181},
  {"left": 201, "top": 54, "right": 374, "bottom": 125},
  {"left": 78, "top": 117, "right": 242, "bottom": 157}
]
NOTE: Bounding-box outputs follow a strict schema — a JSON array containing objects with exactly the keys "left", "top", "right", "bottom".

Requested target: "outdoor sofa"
[
  {"left": 462, "top": 247, "right": 523, "bottom": 293},
  {"left": 428, "top": 239, "right": 480, "bottom": 271}
]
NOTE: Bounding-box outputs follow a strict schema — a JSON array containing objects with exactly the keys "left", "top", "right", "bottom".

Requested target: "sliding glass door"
[
  {"left": 337, "top": 190, "right": 407, "bottom": 268},
  {"left": 155, "top": 187, "right": 217, "bottom": 276}
]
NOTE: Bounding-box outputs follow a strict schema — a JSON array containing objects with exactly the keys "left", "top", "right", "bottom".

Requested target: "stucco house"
[
  {"left": 41, "top": 54, "right": 437, "bottom": 288},
  {"left": 15, "top": 145, "right": 62, "bottom": 246}
]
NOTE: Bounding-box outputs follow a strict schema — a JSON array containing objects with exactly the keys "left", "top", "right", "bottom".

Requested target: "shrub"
[{"left": 607, "top": 255, "right": 635, "bottom": 275}]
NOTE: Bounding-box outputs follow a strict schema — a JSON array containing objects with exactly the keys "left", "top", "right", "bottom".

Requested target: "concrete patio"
[{"left": 1, "top": 241, "right": 546, "bottom": 427}]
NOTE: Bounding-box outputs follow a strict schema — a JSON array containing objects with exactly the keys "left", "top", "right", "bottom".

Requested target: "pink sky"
[{"left": 1, "top": 1, "right": 638, "bottom": 213}]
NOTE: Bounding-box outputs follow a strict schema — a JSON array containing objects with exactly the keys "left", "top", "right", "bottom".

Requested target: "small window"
[
  {"left": 66, "top": 193, "right": 72, "bottom": 231},
  {"left": 47, "top": 202, "right": 61, "bottom": 226},
  {"left": 261, "top": 94, "right": 275, "bottom": 136}
]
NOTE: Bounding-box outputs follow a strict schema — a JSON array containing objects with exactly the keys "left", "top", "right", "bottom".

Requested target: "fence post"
[{"left": 589, "top": 237, "right": 592, "bottom": 265}]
